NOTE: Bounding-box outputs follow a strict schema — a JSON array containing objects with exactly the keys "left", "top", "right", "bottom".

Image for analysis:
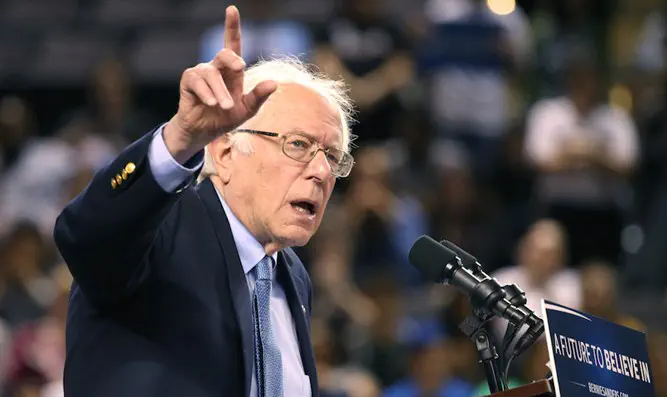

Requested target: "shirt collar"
[{"left": 215, "top": 188, "right": 278, "bottom": 275}]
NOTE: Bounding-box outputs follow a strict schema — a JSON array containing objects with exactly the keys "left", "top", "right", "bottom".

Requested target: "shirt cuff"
[{"left": 148, "top": 124, "right": 204, "bottom": 193}]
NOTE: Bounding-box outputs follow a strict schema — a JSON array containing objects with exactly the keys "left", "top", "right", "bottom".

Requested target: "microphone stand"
[
  {"left": 459, "top": 308, "right": 506, "bottom": 393},
  {"left": 414, "top": 238, "right": 544, "bottom": 393},
  {"left": 456, "top": 275, "right": 537, "bottom": 393}
]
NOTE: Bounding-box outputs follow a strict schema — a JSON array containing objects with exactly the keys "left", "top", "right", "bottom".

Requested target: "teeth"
[{"left": 291, "top": 202, "right": 315, "bottom": 216}]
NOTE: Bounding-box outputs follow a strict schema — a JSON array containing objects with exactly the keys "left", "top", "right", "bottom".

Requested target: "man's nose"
[{"left": 305, "top": 150, "right": 333, "bottom": 181}]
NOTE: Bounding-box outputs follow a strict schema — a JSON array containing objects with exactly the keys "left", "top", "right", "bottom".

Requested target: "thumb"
[{"left": 242, "top": 80, "right": 278, "bottom": 116}]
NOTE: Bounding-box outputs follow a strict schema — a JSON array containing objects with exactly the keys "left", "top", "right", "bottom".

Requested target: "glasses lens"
[
  {"left": 283, "top": 133, "right": 354, "bottom": 178},
  {"left": 324, "top": 149, "right": 343, "bottom": 165},
  {"left": 283, "top": 134, "right": 314, "bottom": 161},
  {"left": 334, "top": 152, "right": 354, "bottom": 177}
]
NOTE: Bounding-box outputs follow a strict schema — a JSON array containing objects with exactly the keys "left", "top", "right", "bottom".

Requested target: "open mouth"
[{"left": 290, "top": 200, "right": 317, "bottom": 217}]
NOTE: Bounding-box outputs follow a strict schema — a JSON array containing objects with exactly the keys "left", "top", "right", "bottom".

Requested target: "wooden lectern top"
[{"left": 485, "top": 379, "right": 555, "bottom": 397}]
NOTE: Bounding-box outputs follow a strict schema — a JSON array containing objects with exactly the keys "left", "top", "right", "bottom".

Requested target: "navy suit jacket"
[{"left": 53, "top": 131, "right": 319, "bottom": 397}]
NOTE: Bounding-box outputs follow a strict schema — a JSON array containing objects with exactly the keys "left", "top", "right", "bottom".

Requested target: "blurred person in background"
[
  {"left": 635, "top": 11, "right": 665, "bottom": 76},
  {"left": 579, "top": 261, "right": 645, "bottom": 331},
  {"left": 430, "top": 159, "right": 507, "bottom": 273},
  {"left": 628, "top": 34, "right": 667, "bottom": 290},
  {"left": 312, "top": 317, "right": 348, "bottom": 397},
  {"left": 381, "top": 109, "right": 439, "bottom": 207},
  {"left": 343, "top": 146, "right": 428, "bottom": 288},
  {"left": 358, "top": 277, "right": 410, "bottom": 389},
  {"left": 0, "top": 221, "right": 59, "bottom": 330},
  {"left": 524, "top": 51, "right": 639, "bottom": 267},
  {"left": 648, "top": 331, "right": 667, "bottom": 397},
  {"left": 493, "top": 219, "right": 580, "bottom": 316},
  {"left": 632, "top": 11, "right": 665, "bottom": 122},
  {"left": 437, "top": 293, "right": 488, "bottom": 390},
  {"left": 531, "top": 0, "right": 615, "bottom": 98},
  {"left": 200, "top": 0, "right": 313, "bottom": 65},
  {"left": 0, "top": 319, "right": 11, "bottom": 396},
  {"left": 312, "top": 317, "right": 380, "bottom": 397},
  {"left": 0, "top": 96, "right": 36, "bottom": 174},
  {"left": 489, "top": 220, "right": 578, "bottom": 389},
  {"left": 0, "top": 97, "right": 117, "bottom": 238},
  {"left": 416, "top": 0, "right": 531, "bottom": 182},
  {"left": 59, "top": 56, "right": 158, "bottom": 145},
  {"left": 5, "top": 277, "right": 69, "bottom": 397},
  {"left": 313, "top": 0, "right": 414, "bottom": 143},
  {"left": 54, "top": 117, "right": 118, "bottom": 174},
  {"left": 61, "top": 168, "right": 95, "bottom": 208},
  {"left": 0, "top": 97, "right": 41, "bottom": 236},
  {"left": 488, "top": 121, "right": 537, "bottom": 257},
  {"left": 444, "top": 333, "right": 481, "bottom": 393},
  {"left": 382, "top": 318, "right": 474, "bottom": 397},
  {"left": 308, "top": 203, "right": 380, "bottom": 366}
]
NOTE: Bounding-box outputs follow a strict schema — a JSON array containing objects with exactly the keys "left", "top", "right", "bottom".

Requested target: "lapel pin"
[{"left": 301, "top": 305, "right": 306, "bottom": 315}]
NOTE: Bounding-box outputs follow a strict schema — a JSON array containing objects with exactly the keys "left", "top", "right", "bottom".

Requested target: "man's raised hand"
[{"left": 163, "top": 5, "right": 278, "bottom": 164}]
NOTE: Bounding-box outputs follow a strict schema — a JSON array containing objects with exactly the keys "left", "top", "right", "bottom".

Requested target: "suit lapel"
[
  {"left": 277, "top": 251, "right": 319, "bottom": 395},
  {"left": 196, "top": 179, "right": 254, "bottom": 397}
]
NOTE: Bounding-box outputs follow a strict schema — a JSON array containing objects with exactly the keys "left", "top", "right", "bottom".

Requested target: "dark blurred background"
[{"left": 1, "top": 0, "right": 666, "bottom": 396}]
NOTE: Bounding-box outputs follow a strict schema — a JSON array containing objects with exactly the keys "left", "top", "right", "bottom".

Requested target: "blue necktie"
[{"left": 252, "top": 256, "right": 283, "bottom": 397}]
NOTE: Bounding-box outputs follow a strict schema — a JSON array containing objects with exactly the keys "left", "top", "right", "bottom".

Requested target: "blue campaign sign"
[{"left": 541, "top": 300, "right": 654, "bottom": 397}]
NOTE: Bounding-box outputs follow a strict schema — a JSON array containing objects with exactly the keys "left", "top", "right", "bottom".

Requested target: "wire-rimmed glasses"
[{"left": 235, "top": 129, "right": 354, "bottom": 178}]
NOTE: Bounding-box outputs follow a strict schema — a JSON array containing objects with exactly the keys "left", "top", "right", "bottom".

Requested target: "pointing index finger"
[{"left": 224, "top": 6, "right": 242, "bottom": 56}]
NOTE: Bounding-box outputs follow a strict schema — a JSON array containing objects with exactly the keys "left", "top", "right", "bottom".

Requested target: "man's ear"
[{"left": 209, "top": 134, "right": 233, "bottom": 184}]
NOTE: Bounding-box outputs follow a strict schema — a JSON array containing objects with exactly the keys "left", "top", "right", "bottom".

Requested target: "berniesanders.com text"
[{"left": 588, "top": 382, "right": 628, "bottom": 397}]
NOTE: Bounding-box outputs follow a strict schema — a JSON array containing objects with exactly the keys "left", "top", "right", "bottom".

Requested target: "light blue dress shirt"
[{"left": 148, "top": 126, "right": 312, "bottom": 397}]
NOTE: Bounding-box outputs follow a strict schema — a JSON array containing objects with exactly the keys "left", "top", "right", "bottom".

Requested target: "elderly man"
[{"left": 53, "top": 6, "right": 354, "bottom": 397}]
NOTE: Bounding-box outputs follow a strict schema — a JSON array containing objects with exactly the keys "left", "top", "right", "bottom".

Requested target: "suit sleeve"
[{"left": 53, "top": 126, "right": 204, "bottom": 307}]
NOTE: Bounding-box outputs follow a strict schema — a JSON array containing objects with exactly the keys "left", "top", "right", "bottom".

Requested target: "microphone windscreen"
[
  {"left": 408, "top": 235, "right": 458, "bottom": 282},
  {"left": 441, "top": 240, "right": 478, "bottom": 266}
]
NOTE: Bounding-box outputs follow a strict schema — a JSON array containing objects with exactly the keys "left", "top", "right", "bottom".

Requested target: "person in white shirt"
[
  {"left": 523, "top": 55, "right": 639, "bottom": 266},
  {"left": 493, "top": 219, "right": 581, "bottom": 317}
]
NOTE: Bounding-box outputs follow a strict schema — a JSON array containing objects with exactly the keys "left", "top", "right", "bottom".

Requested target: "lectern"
[{"left": 485, "top": 379, "right": 555, "bottom": 397}]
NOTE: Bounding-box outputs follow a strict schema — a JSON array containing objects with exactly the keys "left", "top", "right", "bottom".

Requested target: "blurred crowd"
[{"left": 1, "top": 0, "right": 667, "bottom": 396}]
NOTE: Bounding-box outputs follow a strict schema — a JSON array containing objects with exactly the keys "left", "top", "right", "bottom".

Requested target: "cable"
[
  {"left": 503, "top": 352, "right": 517, "bottom": 387},
  {"left": 502, "top": 314, "right": 528, "bottom": 358},
  {"left": 501, "top": 315, "right": 531, "bottom": 387},
  {"left": 501, "top": 322, "right": 518, "bottom": 356}
]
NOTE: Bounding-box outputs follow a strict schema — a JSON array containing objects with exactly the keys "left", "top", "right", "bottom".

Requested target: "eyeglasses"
[{"left": 235, "top": 129, "right": 354, "bottom": 178}]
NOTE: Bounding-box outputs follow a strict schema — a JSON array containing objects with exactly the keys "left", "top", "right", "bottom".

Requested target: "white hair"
[{"left": 198, "top": 57, "right": 355, "bottom": 182}]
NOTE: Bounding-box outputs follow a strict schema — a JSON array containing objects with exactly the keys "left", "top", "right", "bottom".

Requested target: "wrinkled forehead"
[{"left": 253, "top": 83, "right": 344, "bottom": 148}]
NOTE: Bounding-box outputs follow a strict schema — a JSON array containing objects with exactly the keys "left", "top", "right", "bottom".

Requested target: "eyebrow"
[{"left": 288, "top": 128, "right": 344, "bottom": 151}]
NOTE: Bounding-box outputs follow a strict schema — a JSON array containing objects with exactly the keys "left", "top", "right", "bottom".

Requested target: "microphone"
[
  {"left": 440, "top": 241, "right": 542, "bottom": 324},
  {"left": 440, "top": 240, "right": 482, "bottom": 275},
  {"left": 439, "top": 240, "right": 544, "bottom": 356},
  {"left": 408, "top": 235, "right": 524, "bottom": 325}
]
